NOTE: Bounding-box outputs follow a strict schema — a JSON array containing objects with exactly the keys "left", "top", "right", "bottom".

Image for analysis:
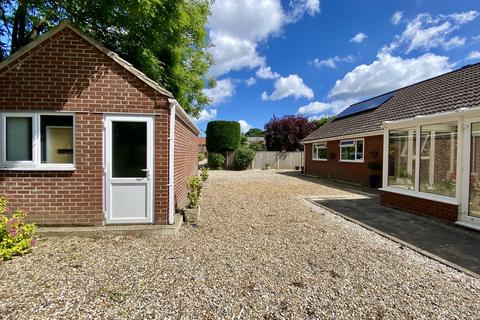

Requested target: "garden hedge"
[{"left": 206, "top": 121, "right": 241, "bottom": 152}]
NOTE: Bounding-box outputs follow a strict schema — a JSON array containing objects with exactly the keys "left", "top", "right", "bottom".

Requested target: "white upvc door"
[
  {"left": 104, "top": 115, "right": 154, "bottom": 224},
  {"left": 459, "top": 117, "right": 480, "bottom": 229}
]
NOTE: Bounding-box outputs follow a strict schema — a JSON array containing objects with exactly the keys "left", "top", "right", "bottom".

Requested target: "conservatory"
[{"left": 381, "top": 107, "right": 480, "bottom": 231}]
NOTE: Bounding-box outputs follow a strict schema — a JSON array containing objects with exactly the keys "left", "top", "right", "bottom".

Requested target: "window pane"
[
  {"left": 319, "top": 148, "right": 327, "bottom": 159},
  {"left": 356, "top": 140, "right": 363, "bottom": 160},
  {"left": 41, "top": 115, "right": 74, "bottom": 164},
  {"left": 112, "top": 121, "right": 147, "bottom": 178},
  {"left": 469, "top": 123, "right": 480, "bottom": 218},
  {"left": 419, "top": 122, "right": 457, "bottom": 197},
  {"left": 340, "top": 140, "right": 354, "bottom": 146},
  {"left": 341, "top": 146, "right": 355, "bottom": 160},
  {"left": 388, "top": 128, "right": 416, "bottom": 190},
  {"left": 6, "top": 117, "right": 32, "bottom": 161}
]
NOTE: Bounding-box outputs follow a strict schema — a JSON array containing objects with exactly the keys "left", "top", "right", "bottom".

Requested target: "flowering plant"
[{"left": 0, "top": 196, "right": 37, "bottom": 260}]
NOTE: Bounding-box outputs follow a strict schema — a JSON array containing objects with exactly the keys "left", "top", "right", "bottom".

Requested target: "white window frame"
[
  {"left": 381, "top": 116, "right": 461, "bottom": 206},
  {"left": 312, "top": 142, "right": 327, "bottom": 161},
  {"left": 339, "top": 138, "right": 364, "bottom": 163},
  {"left": 1, "top": 112, "right": 75, "bottom": 171}
]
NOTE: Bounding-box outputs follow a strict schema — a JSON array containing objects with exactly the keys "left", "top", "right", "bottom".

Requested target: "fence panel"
[{"left": 251, "top": 151, "right": 304, "bottom": 170}]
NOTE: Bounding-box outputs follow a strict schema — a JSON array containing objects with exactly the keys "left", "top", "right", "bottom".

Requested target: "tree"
[
  {"left": 244, "top": 128, "right": 264, "bottom": 137},
  {"left": 0, "top": 0, "right": 214, "bottom": 116},
  {"left": 206, "top": 121, "right": 241, "bottom": 152},
  {"left": 311, "top": 116, "right": 334, "bottom": 129},
  {"left": 264, "top": 115, "right": 316, "bottom": 151}
]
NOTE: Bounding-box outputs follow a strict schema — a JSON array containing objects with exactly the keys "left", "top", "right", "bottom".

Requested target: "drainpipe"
[{"left": 167, "top": 98, "right": 177, "bottom": 225}]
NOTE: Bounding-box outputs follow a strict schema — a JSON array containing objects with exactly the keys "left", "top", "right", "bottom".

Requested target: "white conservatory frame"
[{"left": 381, "top": 106, "right": 480, "bottom": 231}]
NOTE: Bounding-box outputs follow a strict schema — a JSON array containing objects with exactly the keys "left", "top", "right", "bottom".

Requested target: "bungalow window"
[
  {"left": 312, "top": 143, "right": 327, "bottom": 160},
  {"left": 1, "top": 113, "right": 75, "bottom": 170},
  {"left": 340, "top": 139, "right": 364, "bottom": 162}
]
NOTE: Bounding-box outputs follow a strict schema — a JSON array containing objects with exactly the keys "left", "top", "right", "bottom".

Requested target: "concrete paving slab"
[{"left": 311, "top": 195, "right": 480, "bottom": 277}]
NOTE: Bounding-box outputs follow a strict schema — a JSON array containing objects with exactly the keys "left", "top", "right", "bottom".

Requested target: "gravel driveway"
[{"left": 1, "top": 170, "right": 479, "bottom": 319}]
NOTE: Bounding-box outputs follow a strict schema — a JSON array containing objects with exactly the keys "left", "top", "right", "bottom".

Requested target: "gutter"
[
  {"left": 167, "top": 99, "right": 178, "bottom": 225},
  {"left": 382, "top": 106, "right": 480, "bottom": 128}
]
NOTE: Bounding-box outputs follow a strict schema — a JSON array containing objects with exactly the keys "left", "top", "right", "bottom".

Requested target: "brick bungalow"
[
  {"left": 302, "top": 63, "right": 480, "bottom": 231},
  {"left": 0, "top": 21, "right": 200, "bottom": 226}
]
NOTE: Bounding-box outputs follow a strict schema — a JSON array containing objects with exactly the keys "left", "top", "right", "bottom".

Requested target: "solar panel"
[{"left": 335, "top": 92, "right": 394, "bottom": 119}]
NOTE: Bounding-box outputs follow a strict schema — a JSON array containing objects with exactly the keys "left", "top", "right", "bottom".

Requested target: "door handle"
[{"left": 141, "top": 168, "right": 150, "bottom": 179}]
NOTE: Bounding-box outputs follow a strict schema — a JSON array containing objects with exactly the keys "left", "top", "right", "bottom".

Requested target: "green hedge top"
[{"left": 206, "top": 121, "right": 241, "bottom": 152}]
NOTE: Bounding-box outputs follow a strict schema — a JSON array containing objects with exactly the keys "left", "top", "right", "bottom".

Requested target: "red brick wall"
[
  {"left": 380, "top": 191, "right": 458, "bottom": 221},
  {"left": 174, "top": 116, "right": 199, "bottom": 210},
  {"left": 0, "top": 27, "right": 175, "bottom": 225},
  {"left": 304, "top": 135, "right": 384, "bottom": 185}
]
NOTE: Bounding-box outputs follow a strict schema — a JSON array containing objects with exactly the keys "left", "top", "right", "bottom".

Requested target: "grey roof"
[{"left": 303, "top": 63, "right": 480, "bottom": 142}]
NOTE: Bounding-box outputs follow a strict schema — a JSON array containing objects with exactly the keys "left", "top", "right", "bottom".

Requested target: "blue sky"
[{"left": 197, "top": 0, "right": 480, "bottom": 135}]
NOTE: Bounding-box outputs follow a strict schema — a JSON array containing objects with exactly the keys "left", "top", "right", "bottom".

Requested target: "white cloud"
[
  {"left": 238, "top": 120, "right": 253, "bottom": 133},
  {"left": 203, "top": 79, "right": 236, "bottom": 105},
  {"left": 328, "top": 52, "right": 452, "bottom": 100},
  {"left": 245, "top": 77, "right": 257, "bottom": 86},
  {"left": 195, "top": 109, "right": 218, "bottom": 123},
  {"left": 310, "top": 55, "right": 354, "bottom": 69},
  {"left": 256, "top": 65, "right": 280, "bottom": 79},
  {"left": 288, "top": 0, "right": 320, "bottom": 21},
  {"left": 350, "top": 33, "right": 368, "bottom": 43},
  {"left": 297, "top": 98, "right": 357, "bottom": 116},
  {"left": 466, "top": 50, "right": 480, "bottom": 61},
  {"left": 207, "top": 0, "right": 320, "bottom": 76},
  {"left": 262, "top": 74, "right": 314, "bottom": 101},
  {"left": 384, "top": 11, "right": 478, "bottom": 54},
  {"left": 391, "top": 11, "right": 403, "bottom": 25}
]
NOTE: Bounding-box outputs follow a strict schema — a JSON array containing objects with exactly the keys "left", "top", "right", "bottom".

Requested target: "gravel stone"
[{"left": 0, "top": 170, "right": 479, "bottom": 319}]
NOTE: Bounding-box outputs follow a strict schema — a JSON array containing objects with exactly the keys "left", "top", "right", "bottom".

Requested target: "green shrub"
[
  {"left": 206, "top": 121, "right": 241, "bottom": 152},
  {"left": 198, "top": 153, "right": 205, "bottom": 161},
  {"left": 186, "top": 177, "right": 201, "bottom": 208},
  {"left": 0, "top": 196, "right": 37, "bottom": 261},
  {"left": 233, "top": 146, "right": 256, "bottom": 170},
  {"left": 249, "top": 141, "right": 266, "bottom": 152},
  {"left": 208, "top": 152, "right": 225, "bottom": 169},
  {"left": 200, "top": 167, "right": 209, "bottom": 181}
]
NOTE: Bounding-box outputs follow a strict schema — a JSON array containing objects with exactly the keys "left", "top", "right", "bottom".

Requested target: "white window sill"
[
  {"left": 455, "top": 220, "right": 480, "bottom": 231},
  {"left": 379, "top": 187, "right": 459, "bottom": 206},
  {"left": 312, "top": 158, "right": 327, "bottom": 161},
  {"left": 0, "top": 166, "right": 76, "bottom": 171},
  {"left": 339, "top": 159, "right": 364, "bottom": 163}
]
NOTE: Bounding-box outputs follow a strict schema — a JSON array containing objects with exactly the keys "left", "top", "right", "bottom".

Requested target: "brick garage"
[{"left": 0, "top": 22, "right": 199, "bottom": 226}]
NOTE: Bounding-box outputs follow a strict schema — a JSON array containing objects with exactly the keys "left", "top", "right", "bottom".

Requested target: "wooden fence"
[{"left": 251, "top": 151, "right": 304, "bottom": 170}]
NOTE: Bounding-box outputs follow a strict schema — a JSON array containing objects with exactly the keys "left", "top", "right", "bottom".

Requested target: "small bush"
[
  {"left": 186, "top": 177, "right": 201, "bottom": 208},
  {"left": 233, "top": 146, "right": 255, "bottom": 170},
  {"left": 208, "top": 152, "right": 225, "bottom": 169},
  {"left": 198, "top": 153, "right": 205, "bottom": 161},
  {"left": 206, "top": 121, "right": 241, "bottom": 152},
  {"left": 0, "top": 196, "right": 37, "bottom": 261},
  {"left": 200, "top": 167, "right": 209, "bottom": 181}
]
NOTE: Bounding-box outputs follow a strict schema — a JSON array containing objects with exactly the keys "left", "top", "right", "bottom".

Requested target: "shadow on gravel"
[{"left": 276, "top": 170, "right": 378, "bottom": 196}]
